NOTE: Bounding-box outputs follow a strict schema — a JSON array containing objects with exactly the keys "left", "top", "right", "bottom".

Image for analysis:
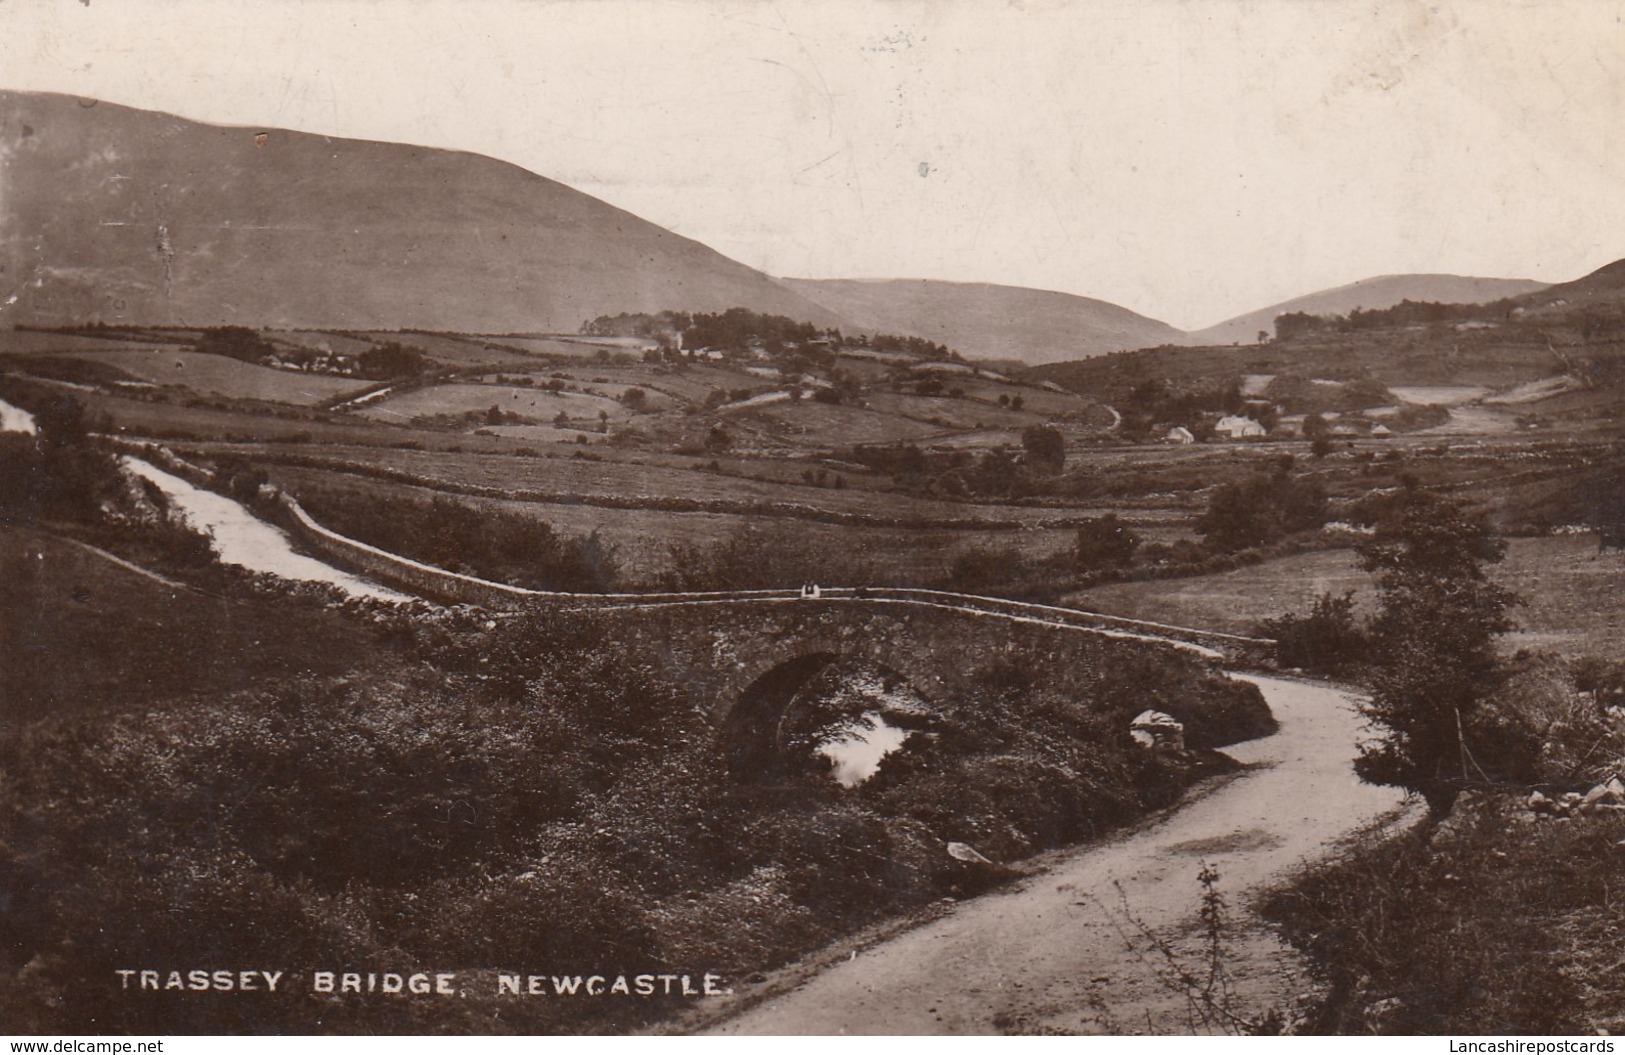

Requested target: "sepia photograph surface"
[{"left": 1, "top": 0, "right": 1622, "bottom": 1037}]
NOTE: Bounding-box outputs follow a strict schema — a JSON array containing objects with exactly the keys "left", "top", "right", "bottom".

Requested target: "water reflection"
[
  {"left": 0, "top": 397, "right": 38, "bottom": 435},
  {"left": 820, "top": 711, "right": 911, "bottom": 786}
]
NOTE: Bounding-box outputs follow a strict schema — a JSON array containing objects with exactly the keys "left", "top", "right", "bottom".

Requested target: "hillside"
[
  {"left": 1029, "top": 255, "right": 1625, "bottom": 443},
  {"left": 0, "top": 91, "right": 852, "bottom": 333},
  {"left": 1514, "top": 257, "right": 1625, "bottom": 311},
  {"left": 778, "top": 277, "right": 1191, "bottom": 366},
  {"left": 1192, "top": 274, "right": 1548, "bottom": 345}
]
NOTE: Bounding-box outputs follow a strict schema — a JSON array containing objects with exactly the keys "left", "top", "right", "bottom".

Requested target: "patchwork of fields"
[
  {"left": 1073, "top": 535, "right": 1624, "bottom": 660},
  {"left": 4, "top": 323, "right": 1619, "bottom": 635},
  {"left": 358, "top": 382, "right": 627, "bottom": 423},
  {"left": 59, "top": 348, "right": 369, "bottom": 405}
]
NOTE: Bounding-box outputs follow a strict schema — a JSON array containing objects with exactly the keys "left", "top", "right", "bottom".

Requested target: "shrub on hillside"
[
  {"left": 1074, "top": 514, "right": 1141, "bottom": 571},
  {"left": 943, "top": 543, "right": 1029, "bottom": 594},
  {"left": 192, "top": 325, "right": 276, "bottom": 363},
  {"left": 1197, "top": 470, "right": 1328, "bottom": 552},
  {"left": 657, "top": 522, "right": 887, "bottom": 591},
  {"left": 1475, "top": 655, "right": 1625, "bottom": 789},
  {"left": 1256, "top": 591, "right": 1370, "bottom": 674},
  {"left": 297, "top": 489, "right": 620, "bottom": 592}
]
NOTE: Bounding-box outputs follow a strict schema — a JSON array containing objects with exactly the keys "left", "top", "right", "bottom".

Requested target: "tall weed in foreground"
[{"left": 1111, "top": 864, "right": 1287, "bottom": 1036}]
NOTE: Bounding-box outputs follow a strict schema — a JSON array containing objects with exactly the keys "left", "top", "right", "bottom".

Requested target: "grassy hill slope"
[
  {"left": 1192, "top": 274, "right": 1547, "bottom": 345},
  {"left": 0, "top": 92, "right": 852, "bottom": 333},
  {"left": 779, "top": 277, "right": 1191, "bottom": 365}
]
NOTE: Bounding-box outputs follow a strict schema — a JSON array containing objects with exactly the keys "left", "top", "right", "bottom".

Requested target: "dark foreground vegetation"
[
  {"left": 0, "top": 605, "right": 1268, "bottom": 1034},
  {"left": 1262, "top": 791, "right": 1625, "bottom": 1035}
]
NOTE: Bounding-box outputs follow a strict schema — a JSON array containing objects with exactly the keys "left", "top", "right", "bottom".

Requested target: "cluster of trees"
[
  {"left": 1196, "top": 468, "right": 1328, "bottom": 552},
  {"left": 685, "top": 309, "right": 823, "bottom": 352},
  {"left": 1073, "top": 514, "right": 1141, "bottom": 572},
  {"left": 581, "top": 309, "right": 695, "bottom": 337},
  {"left": 192, "top": 325, "right": 278, "bottom": 363},
  {"left": 583, "top": 307, "right": 957, "bottom": 364},
  {"left": 0, "top": 387, "right": 216, "bottom": 570},
  {"left": 583, "top": 308, "right": 828, "bottom": 351},
  {"left": 657, "top": 523, "right": 883, "bottom": 591},
  {"left": 841, "top": 434, "right": 1068, "bottom": 499},
  {"left": 1021, "top": 424, "right": 1065, "bottom": 474},
  {"left": 846, "top": 442, "right": 930, "bottom": 479},
  {"left": 354, "top": 341, "right": 429, "bottom": 380},
  {"left": 1274, "top": 298, "right": 1524, "bottom": 340},
  {"left": 871, "top": 332, "right": 952, "bottom": 359},
  {"left": 1350, "top": 487, "right": 1521, "bottom": 815},
  {"left": 1115, "top": 377, "right": 1270, "bottom": 438},
  {"left": 0, "top": 388, "right": 125, "bottom": 525},
  {"left": 190, "top": 328, "right": 428, "bottom": 380}
]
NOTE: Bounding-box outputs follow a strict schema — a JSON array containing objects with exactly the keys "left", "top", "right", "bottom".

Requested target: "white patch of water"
[
  {"left": 820, "top": 711, "right": 911, "bottom": 787},
  {"left": 1388, "top": 384, "right": 1489, "bottom": 406},
  {"left": 122, "top": 456, "right": 410, "bottom": 603},
  {"left": 0, "top": 397, "right": 38, "bottom": 435}
]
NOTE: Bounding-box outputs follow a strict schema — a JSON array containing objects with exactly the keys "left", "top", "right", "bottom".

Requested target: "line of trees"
[
  {"left": 1273, "top": 298, "right": 1526, "bottom": 340},
  {"left": 581, "top": 307, "right": 955, "bottom": 362},
  {"left": 295, "top": 489, "right": 620, "bottom": 592}
]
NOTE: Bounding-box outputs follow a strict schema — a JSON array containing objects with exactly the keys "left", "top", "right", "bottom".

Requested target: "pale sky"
[{"left": 2, "top": 0, "right": 1621, "bottom": 330}]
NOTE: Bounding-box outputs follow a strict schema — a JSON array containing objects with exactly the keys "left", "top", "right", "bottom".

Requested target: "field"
[
  {"left": 477, "top": 333, "right": 651, "bottom": 358},
  {"left": 271, "top": 465, "right": 1079, "bottom": 583},
  {"left": 347, "top": 331, "right": 546, "bottom": 366},
  {"left": 55, "top": 349, "right": 368, "bottom": 405},
  {"left": 6, "top": 324, "right": 1620, "bottom": 613},
  {"left": 862, "top": 390, "right": 1052, "bottom": 430},
  {"left": 240, "top": 445, "right": 1123, "bottom": 528},
  {"left": 268, "top": 330, "right": 384, "bottom": 356},
  {"left": 464, "top": 372, "right": 682, "bottom": 411},
  {"left": 0, "top": 524, "right": 387, "bottom": 732},
  {"left": 0, "top": 330, "right": 180, "bottom": 355},
  {"left": 1072, "top": 534, "right": 1625, "bottom": 659},
  {"left": 359, "top": 382, "right": 628, "bottom": 423},
  {"left": 755, "top": 400, "right": 947, "bottom": 444},
  {"left": 1387, "top": 384, "right": 1491, "bottom": 405}
]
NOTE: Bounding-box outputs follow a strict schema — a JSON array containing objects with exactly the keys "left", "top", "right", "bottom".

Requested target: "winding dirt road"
[{"left": 705, "top": 675, "right": 1406, "bottom": 1035}]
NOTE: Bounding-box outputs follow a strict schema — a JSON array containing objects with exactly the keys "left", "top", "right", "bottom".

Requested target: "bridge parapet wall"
[{"left": 579, "top": 597, "right": 1209, "bottom": 726}]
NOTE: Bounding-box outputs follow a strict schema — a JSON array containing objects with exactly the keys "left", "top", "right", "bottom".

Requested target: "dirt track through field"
[{"left": 704, "top": 675, "right": 1406, "bottom": 1035}]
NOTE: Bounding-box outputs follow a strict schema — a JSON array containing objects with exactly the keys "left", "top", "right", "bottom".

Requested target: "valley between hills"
[{"left": 1, "top": 90, "right": 1623, "bottom": 1036}]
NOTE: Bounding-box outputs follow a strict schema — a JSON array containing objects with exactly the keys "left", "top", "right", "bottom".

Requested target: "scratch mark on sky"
[
  {"left": 769, "top": 4, "right": 837, "bottom": 140},
  {"left": 799, "top": 148, "right": 842, "bottom": 175}
]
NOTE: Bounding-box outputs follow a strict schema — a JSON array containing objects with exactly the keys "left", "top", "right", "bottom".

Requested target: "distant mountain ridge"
[
  {"left": 1190, "top": 273, "right": 1550, "bottom": 346},
  {"left": 0, "top": 91, "right": 1575, "bottom": 368},
  {"left": 0, "top": 91, "right": 853, "bottom": 333},
  {"left": 778, "top": 277, "right": 1192, "bottom": 366}
]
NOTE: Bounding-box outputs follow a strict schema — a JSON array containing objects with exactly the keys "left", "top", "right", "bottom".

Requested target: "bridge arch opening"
[{"left": 721, "top": 652, "right": 932, "bottom": 785}]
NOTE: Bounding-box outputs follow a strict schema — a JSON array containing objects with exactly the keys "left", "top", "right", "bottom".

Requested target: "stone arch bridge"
[{"left": 544, "top": 588, "right": 1271, "bottom": 773}]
